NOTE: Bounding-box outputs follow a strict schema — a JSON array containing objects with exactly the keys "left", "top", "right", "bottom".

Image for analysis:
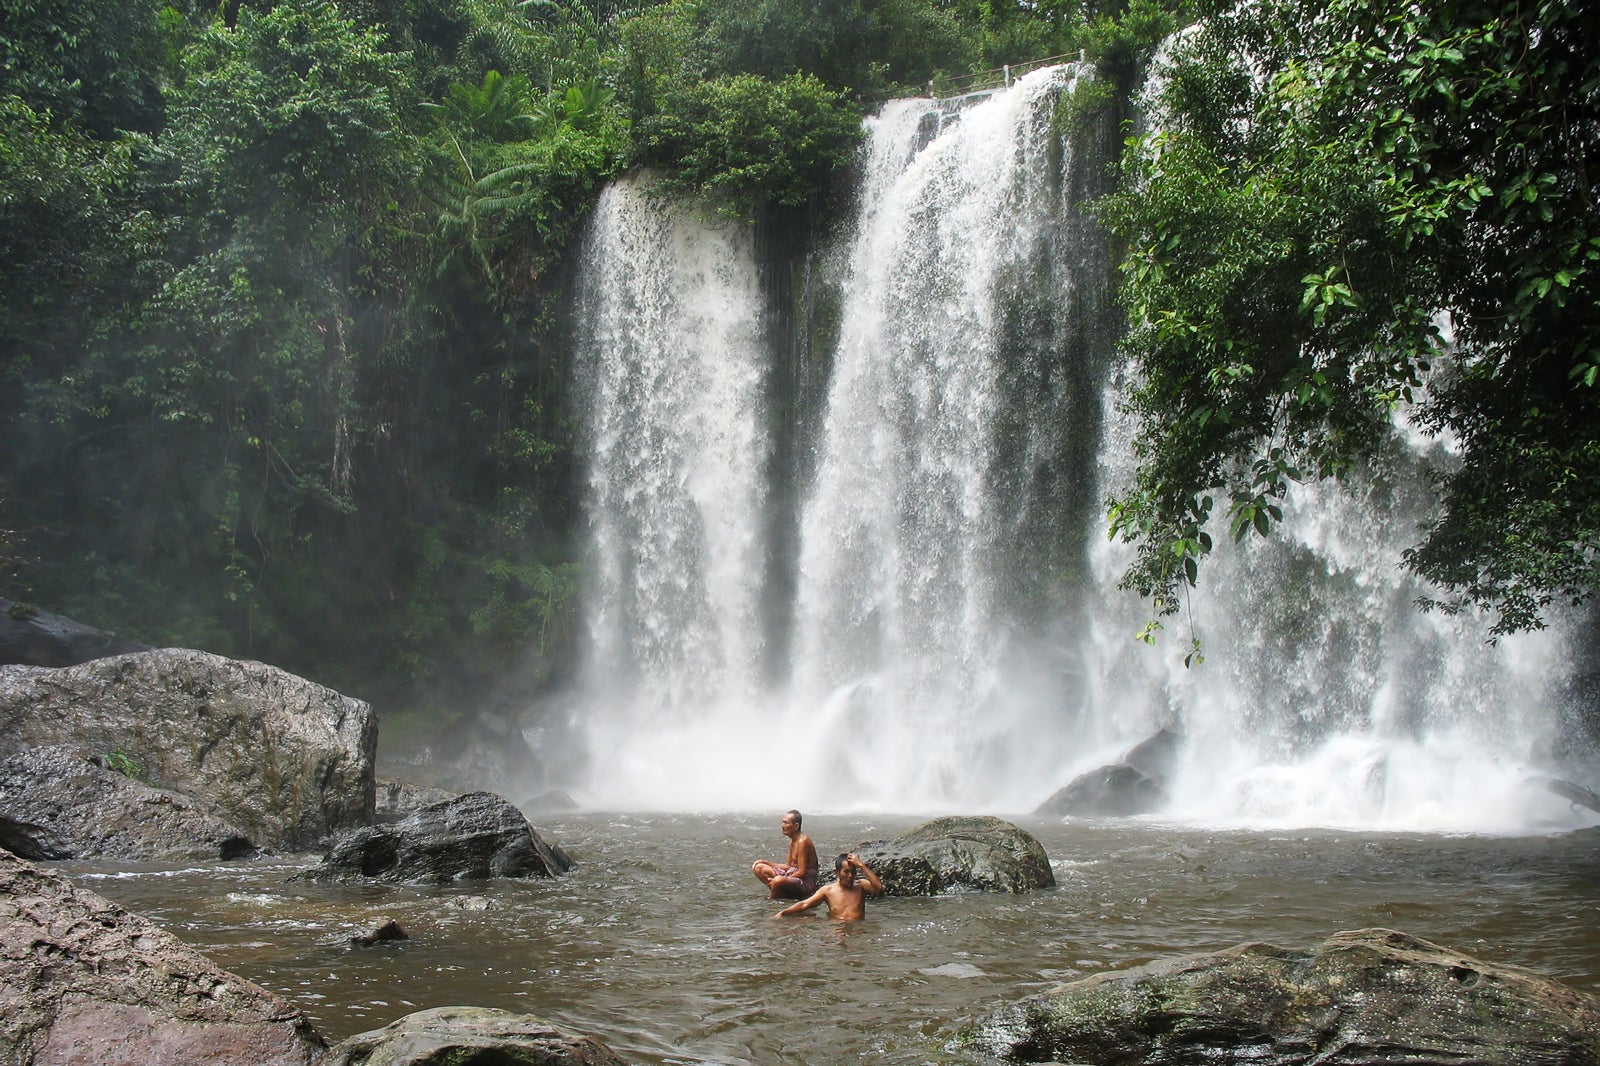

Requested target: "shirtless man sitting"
[
  {"left": 752, "top": 809, "right": 819, "bottom": 899},
  {"left": 774, "top": 853, "right": 883, "bottom": 921}
]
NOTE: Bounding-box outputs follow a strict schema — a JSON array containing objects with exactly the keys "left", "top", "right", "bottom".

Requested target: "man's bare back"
[{"left": 775, "top": 853, "right": 882, "bottom": 921}]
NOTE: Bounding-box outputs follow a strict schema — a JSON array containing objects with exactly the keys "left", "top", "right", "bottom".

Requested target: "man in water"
[
  {"left": 774, "top": 852, "right": 883, "bottom": 921},
  {"left": 752, "top": 809, "right": 819, "bottom": 899}
]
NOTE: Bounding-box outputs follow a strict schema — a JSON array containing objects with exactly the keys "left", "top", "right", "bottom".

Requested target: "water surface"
[{"left": 69, "top": 812, "right": 1600, "bottom": 1064}]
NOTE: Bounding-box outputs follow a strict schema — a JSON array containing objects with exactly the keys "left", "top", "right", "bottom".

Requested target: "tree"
[{"left": 1100, "top": 0, "right": 1600, "bottom": 638}]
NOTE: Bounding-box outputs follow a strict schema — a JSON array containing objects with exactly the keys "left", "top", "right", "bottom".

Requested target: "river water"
[{"left": 65, "top": 811, "right": 1600, "bottom": 1064}]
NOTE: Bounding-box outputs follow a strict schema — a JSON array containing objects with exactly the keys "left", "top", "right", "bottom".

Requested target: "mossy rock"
[{"left": 853, "top": 815, "right": 1055, "bottom": 896}]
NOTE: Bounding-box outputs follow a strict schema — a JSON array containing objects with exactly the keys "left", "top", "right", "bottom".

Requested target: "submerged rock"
[
  {"left": 961, "top": 928, "right": 1600, "bottom": 1065},
  {"left": 852, "top": 816, "right": 1054, "bottom": 895},
  {"left": 0, "top": 649, "right": 375, "bottom": 850},
  {"left": 0, "top": 847, "right": 325, "bottom": 1065},
  {"left": 346, "top": 917, "right": 409, "bottom": 947},
  {"left": 323, "top": 1006, "right": 632, "bottom": 1066},
  {"left": 296, "top": 791, "right": 573, "bottom": 884},
  {"left": 0, "top": 745, "right": 258, "bottom": 861}
]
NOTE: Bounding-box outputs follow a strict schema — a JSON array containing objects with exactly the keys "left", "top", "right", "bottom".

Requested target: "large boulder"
[
  {"left": 852, "top": 816, "right": 1054, "bottom": 896},
  {"left": 0, "top": 598, "right": 149, "bottom": 668},
  {"left": 296, "top": 791, "right": 573, "bottom": 884},
  {"left": 0, "top": 649, "right": 376, "bottom": 850},
  {"left": 0, "top": 847, "right": 326, "bottom": 1065},
  {"left": 0, "top": 745, "right": 258, "bottom": 861},
  {"left": 961, "top": 928, "right": 1600, "bottom": 1065},
  {"left": 322, "top": 1006, "right": 632, "bottom": 1065}
]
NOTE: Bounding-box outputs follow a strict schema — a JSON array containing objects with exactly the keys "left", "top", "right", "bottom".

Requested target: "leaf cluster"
[{"left": 1101, "top": 0, "right": 1600, "bottom": 637}]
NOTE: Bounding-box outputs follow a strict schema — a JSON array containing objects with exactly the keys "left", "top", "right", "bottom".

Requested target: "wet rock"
[
  {"left": 295, "top": 791, "right": 574, "bottom": 884},
  {"left": 0, "top": 745, "right": 258, "bottom": 861},
  {"left": 0, "top": 598, "right": 148, "bottom": 668},
  {"left": 323, "top": 1006, "right": 632, "bottom": 1066},
  {"left": 526, "top": 788, "right": 579, "bottom": 813},
  {"left": 1123, "top": 727, "right": 1184, "bottom": 779},
  {"left": 961, "top": 928, "right": 1600, "bottom": 1065},
  {"left": 0, "top": 847, "right": 325, "bottom": 1065},
  {"left": 1035, "top": 762, "right": 1166, "bottom": 816},
  {"left": 1533, "top": 774, "right": 1600, "bottom": 815},
  {"left": 0, "top": 649, "right": 376, "bottom": 850},
  {"left": 349, "top": 918, "right": 408, "bottom": 947},
  {"left": 852, "top": 816, "right": 1054, "bottom": 895},
  {"left": 1035, "top": 729, "right": 1184, "bottom": 817}
]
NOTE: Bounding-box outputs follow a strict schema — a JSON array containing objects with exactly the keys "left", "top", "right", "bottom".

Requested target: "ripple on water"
[{"left": 54, "top": 813, "right": 1600, "bottom": 1065}]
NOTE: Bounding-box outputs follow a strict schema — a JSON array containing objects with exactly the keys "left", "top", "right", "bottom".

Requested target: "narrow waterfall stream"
[{"left": 569, "top": 66, "right": 1595, "bottom": 830}]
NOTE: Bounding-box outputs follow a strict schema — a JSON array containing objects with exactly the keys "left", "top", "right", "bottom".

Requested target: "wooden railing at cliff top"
[{"left": 861, "top": 52, "right": 1086, "bottom": 105}]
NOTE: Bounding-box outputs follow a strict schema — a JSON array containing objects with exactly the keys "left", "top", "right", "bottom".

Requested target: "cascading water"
[
  {"left": 567, "top": 66, "right": 1596, "bottom": 829},
  {"left": 572, "top": 175, "right": 773, "bottom": 790}
]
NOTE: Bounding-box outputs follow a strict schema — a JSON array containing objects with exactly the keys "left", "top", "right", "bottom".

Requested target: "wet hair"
[
  {"left": 834, "top": 853, "right": 851, "bottom": 874},
  {"left": 787, "top": 809, "right": 802, "bottom": 827}
]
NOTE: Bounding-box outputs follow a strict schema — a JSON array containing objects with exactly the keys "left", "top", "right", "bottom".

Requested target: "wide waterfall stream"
[
  {"left": 566, "top": 63, "right": 1594, "bottom": 827},
  {"left": 69, "top": 815, "right": 1600, "bottom": 1064}
]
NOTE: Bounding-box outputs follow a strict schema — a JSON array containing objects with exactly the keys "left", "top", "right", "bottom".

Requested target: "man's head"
[
  {"left": 835, "top": 852, "right": 855, "bottom": 886},
  {"left": 781, "top": 810, "right": 802, "bottom": 836}
]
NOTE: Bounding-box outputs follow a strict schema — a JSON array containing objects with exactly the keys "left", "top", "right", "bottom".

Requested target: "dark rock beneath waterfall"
[
  {"left": 1123, "top": 727, "right": 1184, "bottom": 779},
  {"left": 961, "top": 928, "right": 1600, "bottom": 1065},
  {"left": 0, "top": 847, "right": 325, "bottom": 1065},
  {"left": 852, "top": 816, "right": 1054, "bottom": 896},
  {"left": 322, "top": 1006, "right": 632, "bottom": 1066},
  {"left": 1036, "top": 729, "right": 1184, "bottom": 816},
  {"left": 296, "top": 791, "right": 573, "bottom": 884},
  {"left": 0, "top": 649, "right": 376, "bottom": 851},
  {"left": 0, "top": 597, "right": 149, "bottom": 668},
  {"left": 526, "top": 788, "right": 579, "bottom": 813},
  {"left": 1035, "top": 762, "right": 1166, "bottom": 816},
  {"left": 0, "top": 745, "right": 259, "bottom": 861}
]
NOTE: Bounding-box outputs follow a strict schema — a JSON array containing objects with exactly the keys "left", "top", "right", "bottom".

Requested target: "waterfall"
[
  {"left": 571, "top": 175, "right": 773, "bottom": 800},
  {"left": 567, "top": 70, "right": 1594, "bottom": 829}
]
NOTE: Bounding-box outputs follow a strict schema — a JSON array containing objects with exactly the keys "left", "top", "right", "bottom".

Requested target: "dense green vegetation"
[
  {"left": 1102, "top": 0, "right": 1600, "bottom": 643},
  {"left": 0, "top": 0, "right": 1143, "bottom": 717},
  {"left": 3, "top": 0, "right": 1590, "bottom": 726}
]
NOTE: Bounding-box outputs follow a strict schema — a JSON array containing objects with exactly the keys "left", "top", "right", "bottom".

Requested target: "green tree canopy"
[{"left": 1101, "top": 0, "right": 1600, "bottom": 638}]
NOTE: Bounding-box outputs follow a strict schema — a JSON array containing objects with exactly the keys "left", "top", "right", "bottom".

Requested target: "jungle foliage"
[
  {"left": 0, "top": 0, "right": 1140, "bottom": 713},
  {"left": 1101, "top": 0, "right": 1600, "bottom": 640},
  {"left": 5, "top": 0, "right": 1586, "bottom": 725}
]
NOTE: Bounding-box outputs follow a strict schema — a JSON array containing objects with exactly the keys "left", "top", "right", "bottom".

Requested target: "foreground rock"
[
  {"left": 0, "top": 745, "right": 258, "bottom": 861},
  {"left": 0, "top": 598, "right": 149, "bottom": 668},
  {"left": 963, "top": 928, "right": 1600, "bottom": 1065},
  {"left": 296, "top": 791, "right": 574, "bottom": 884},
  {"left": 0, "top": 649, "right": 376, "bottom": 850},
  {"left": 324, "top": 1006, "right": 631, "bottom": 1065},
  {"left": 852, "top": 816, "right": 1054, "bottom": 895},
  {"left": 0, "top": 847, "right": 325, "bottom": 1065},
  {"left": 1035, "top": 728, "right": 1185, "bottom": 817}
]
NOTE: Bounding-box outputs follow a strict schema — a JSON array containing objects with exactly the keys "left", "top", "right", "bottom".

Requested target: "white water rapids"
[{"left": 568, "top": 64, "right": 1594, "bottom": 831}]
